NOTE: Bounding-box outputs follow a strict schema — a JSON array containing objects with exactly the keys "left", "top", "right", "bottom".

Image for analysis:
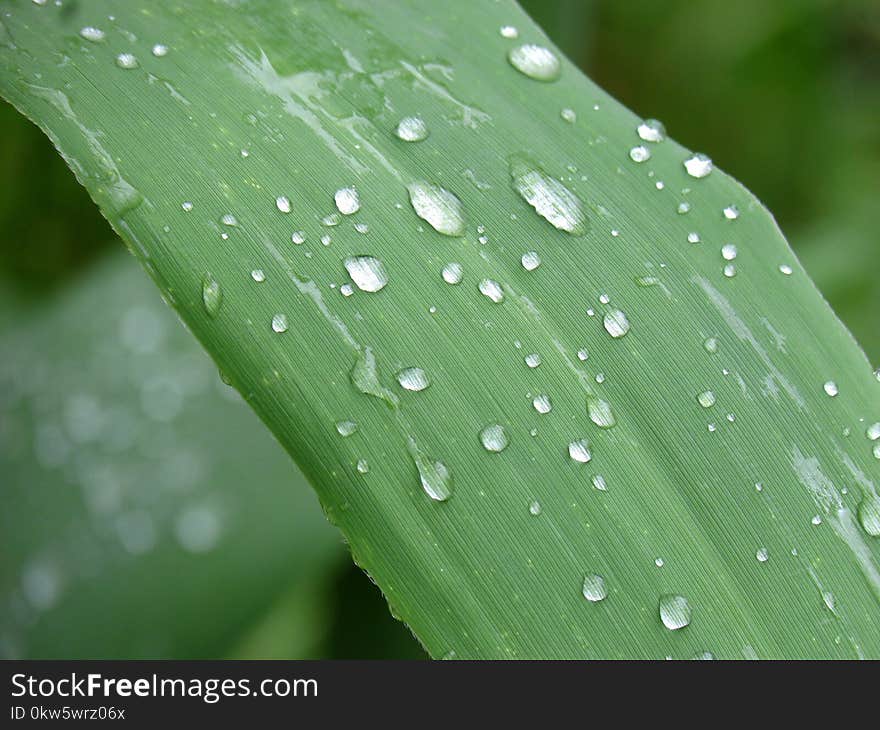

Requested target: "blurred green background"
[{"left": 1, "top": 0, "right": 878, "bottom": 658}]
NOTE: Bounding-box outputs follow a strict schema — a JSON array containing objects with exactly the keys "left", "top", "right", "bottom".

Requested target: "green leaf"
[{"left": 1, "top": 0, "right": 878, "bottom": 659}]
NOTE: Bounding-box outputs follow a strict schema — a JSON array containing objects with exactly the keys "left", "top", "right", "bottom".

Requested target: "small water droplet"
[
  {"left": 335, "top": 420, "right": 358, "bottom": 437},
  {"left": 697, "top": 390, "right": 716, "bottom": 408},
  {"left": 858, "top": 495, "right": 880, "bottom": 536},
  {"left": 521, "top": 251, "right": 541, "bottom": 271},
  {"left": 525, "top": 353, "right": 541, "bottom": 368},
  {"left": 723, "top": 263, "right": 737, "bottom": 278},
  {"left": 275, "top": 195, "right": 291, "bottom": 213},
  {"left": 582, "top": 574, "right": 607, "bottom": 602},
  {"left": 80, "top": 26, "right": 105, "bottom": 42},
  {"left": 201, "top": 274, "right": 222, "bottom": 318},
  {"left": 603, "top": 309, "right": 630, "bottom": 338},
  {"left": 151, "top": 43, "right": 169, "bottom": 57},
  {"left": 677, "top": 201, "right": 692, "bottom": 215},
  {"left": 441, "top": 262, "right": 463, "bottom": 285},
  {"left": 655, "top": 557, "right": 664, "bottom": 567},
  {"left": 480, "top": 424, "right": 509, "bottom": 453},
  {"left": 684, "top": 153, "right": 713, "bottom": 178},
  {"left": 529, "top": 500, "right": 542, "bottom": 516},
  {"left": 592, "top": 474, "right": 607, "bottom": 491},
  {"left": 723, "top": 204, "right": 740, "bottom": 220},
  {"left": 687, "top": 231, "right": 701, "bottom": 244},
  {"left": 508, "top": 44, "right": 561, "bottom": 82},
  {"left": 811, "top": 515, "right": 822, "bottom": 526},
  {"left": 508, "top": 155, "right": 587, "bottom": 235},
  {"left": 659, "top": 594, "right": 691, "bottom": 630},
  {"left": 250, "top": 268, "right": 265, "bottom": 283},
  {"left": 560, "top": 108, "right": 577, "bottom": 123},
  {"left": 181, "top": 201, "right": 193, "bottom": 212},
  {"left": 221, "top": 213, "right": 238, "bottom": 227},
  {"left": 344, "top": 255, "right": 388, "bottom": 292},
  {"left": 637, "top": 118, "right": 666, "bottom": 143},
  {"left": 756, "top": 547, "right": 769, "bottom": 563},
  {"left": 586, "top": 396, "right": 616, "bottom": 428},
  {"left": 409, "top": 440, "right": 452, "bottom": 502},
  {"left": 356, "top": 458, "right": 369, "bottom": 474},
  {"left": 629, "top": 145, "right": 651, "bottom": 163},
  {"left": 867, "top": 423, "right": 880, "bottom": 441},
  {"left": 395, "top": 116, "right": 429, "bottom": 142},
  {"left": 533, "top": 394, "right": 552, "bottom": 414},
  {"left": 334, "top": 186, "right": 360, "bottom": 215},
  {"left": 291, "top": 231, "right": 306, "bottom": 244},
  {"left": 568, "top": 439, "right": 592, "bottom": 463},
  {"left": 721, "top": 243, "right": 738, "bottom": 261},
  {"left": 500, "top": 25, "right": 519, "bottom": 39},
  {"left": 577, "top": 349, "right": 589, "bottom": 361},
  {"left": 115, "top": 53, "right": 139, "bottom": 69},
  {"left": 407, "top": 181, "right": 466, "bottom": 237},
  {"left": 704, "top": 337, "right": 719, "bottom": 353},
  {"left": 396, "top": 367, "right": 430, "bottom": 392},
  {"left": 823, "top": 381, "right": 839, "bottom": 397},
  {"left": 479, "top": 278, "right": 505, "bottom": 303},
  {"left": 271, "top": 313, "right": 288, "bottom": 333},
  {"left": 779, "top": 264, "right": 793, "bottom": 275}
]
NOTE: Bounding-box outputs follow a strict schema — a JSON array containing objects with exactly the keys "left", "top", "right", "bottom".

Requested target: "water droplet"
[
  {"left": 655, "top": 558, "right": 664, "bottom": 567},
  {"left": 659, "top": 594, "right": 691, "bottom": 630},
  {"left": 396, "top": 367, "right": 430, "bottom": 392},
  {"left": 508, "top": 44, "right": 561, "bottom": 82},
  {"left": 201, "top": 274, "right": 222, "bottom": 318},
  {"left": 323, "top": 213, "right": 340, "bottom": 227},
  {"left": 221, "top": 213, "right": 238, "bottom": 227},
  {"left": 603, "top": 309, "right": 630, "bottom": 338},
  {"left": 779, "top": 264, "right": 793, "bottom": 275},
  {"left": 151, "top": 43, "right": 169, "bottom": 57},
  {"left": 637, "top": 118, "right": 666, "bottom": 143},
  {"left": 756, "top": 547, "right": 769, "bottom": 563},
  {"left": 441, "top": 262, "right": 463, "bottom": 285},
  {"left": 395, "top": 116, "right": 429, "bottom": 142},
  {"left": 704, "top": 337, "right": 719, "bottom": 353},
  {"left": 525, "top": 353, "right": 541, "bottom": 368},
  {"left": 291, "top": 231, "right": 306, "bottom": 244},
  {"left": 629, "top": 145, "right": 651, "bottom": 163},
  {"left": 533, "top": 394, "right": 552, "bottom": 414},
  {"left": 823, "top": 380, "right": 839, "bottom": 397},
  {"left": 561, "top": 108, "right": 577, "bottom": 123},
  {"left": 811, "top": 515, "right": 822, "bottom": 526},
  {"left": 407, "top": 181, "right": 466, "bottom": 237},
  {"left": 500, "top": 25, "right": 519, "bottom": 39},
  {"left": 697, "top": 390, "right": 716, "bottom": 408},
  {"left": 334, "top": 186, "right": 360, "bottom": 215},
  {"left": 409, "top": 441, "right": 452, "bottom": 502},
  {"left": 250, "top": 268, "right": 265, "bottom": 283},
  {"left": 592, "top": 474, "right": 608, "bottom": 491},
  {"left": 181, "top": 201, "right": 193, "bottom": 212},
  {"left": 677, "top": 201, "right": 692, "bottom": 215},
  {"left": 684, "top": 153, "right": 713, "bottom": 178},
  {"left": 275, "top": 195, "right": 291, "bottom": 213},
  {"left": 480, "top": 424, "right": 509, "bottom": 453},
  {"left": 79, "top": 26, "right": 105, "bottom": 42},
  {"left": 568, "top": 439, "right": 592, "bottom": 463},
  {"left": 723, "top": 204, "right": 740, "bottom": 220},
  {"left": 514, "top": 252, "right": 542, "bottom": 276},
  {"left": 721, "top": 243, "right": 738, "bottom": 261},
  {"left": 336, "top": 420, "right": 357, "bottom": 437},
  {"left": 529, "top": 500, "right": 542, "bottom": 516},
  {"left": 867, "top": 423, "right": 880, "bottom": 441},
  {"left": 858, "top": 495, "right": 880, "bottom": 536},
  {"left": 344, "top": 255, "right": 388, "bottom": 292},
  {"left": 687, "top": 231, "right": 701, "bottom": 244},
  {"left": 351, "top": 348, "right": 397, "bottom": 406},
  {"left": 356, "top": 459, "right": 369, "bottom": 474},
  {"left": 115, "top": 53, "right": 139, "bottom": 70},
  {"left": 509, "top": 155, "right": 587, "bottom": 235},
  {"left": 587, "top": 396, "right": 616, "bottom": 428},
  {"left": 479, "top": 279, "right": 505, "bottom": 303},
  {"left": 271, "top": 313, "right": 288, "bottom": 333},
  {"left": 723, "top": 263, "right": 737, "bottom": 278},
  {"left": 577, "top": 348, "right": 589, "bottom": 361},
  {"left": 582, "top": 574, "right": 607, "bottom": 602}
]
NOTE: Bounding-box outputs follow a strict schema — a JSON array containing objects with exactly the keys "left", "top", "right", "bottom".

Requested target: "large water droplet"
[
  {"left": 442, "top": 262, "right": 463, "bottom": 285},
  {"left": 684, "top": 153, "right": 713, "bottom": 178},
  {"left": 721, "top": 243, "right": 738, "bottom": 261},
  {"left": 507, "top": 44, "right": 561, "bottom": 82},
  {"left": 858, "top": 495, "right": 880, "bottom": 536},
  {"left": 637, "top": 119, "right": 666, "bottom": 143},
  {"left": 508, "top": 155, "right": 587, "bottom": 236},
  {"left": 533, "top": 394, "right": 552, "bottom": 414},
  {"left": 407, "top": 181, "right": 466, "bottom": 237},
  {"left": 395, "top": 116, "right": 429, "bottom": 142},
  {"left": 335, "top": 186, "right": 360, "bottom": 215},
  {"left": 603, "top": 309, "right": 630, "bottom": 338},
  {"left": 659, "top": 594, "right": 691, "bottom": 630},
  {"left": 587, "top": 396, "right": 616, "bottom": 428},
  {"left": 525, "top": 353, "right": 541, "bottom": 368},
  {"left": 480, "top": 424, "right": 509, "bottom": 453},
  {"left": 344, "top": 255, "right": 388, "bottom": 292},
  {"left": 199, "top": 274, "right": 222, "bottom": 318},
  {"left": 396, "top": 367, "right": 430, "bottom": 392},
  {"left": 582, "top": 574, "right": 607, "bottom": 602},
  {"left": 568, "top": 439, "right": 592, "bottom": 463},
  {"left": 479, "top": 279, "right": 505, "bottom": 303}
]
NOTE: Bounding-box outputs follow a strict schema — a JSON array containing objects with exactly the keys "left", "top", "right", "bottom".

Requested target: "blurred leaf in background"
[{"left": 0, "top": 0, "right": 877, "bottom": 658}]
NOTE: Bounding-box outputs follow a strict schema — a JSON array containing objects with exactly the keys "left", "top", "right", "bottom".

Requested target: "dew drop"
[
  {"left": 344, "top": 255, "right": 388, "bottom": 293},
  {"left": 250, "top": 268, "right": 265, "bottom": 283},
  {"left": 201, "top": 274, "right": 222, "bottom": 318},
  {"left": 823, "top": 380, "right": 839, "bottom": 397},
  {"left": 687, "top": 231, "right": 701, "bottom": 244},
  {"left": 582, "top": 574, "right": 607, "bottom": 602},
  {"left": 271, "top": 313, "right": 288, "bottom": 333},
  {"left": 697, "top": 390, "right": 716, "bottom": 408},
  {"left": 723, "top": 263, "right": 737, "bottom": 278},
  {"left": 291, "top": 231, "right": 305, "bottom": 245},
  {"left": 629, "top": 145, "right": 651, "bottom": 163},
  {"left": 811, "top": 515, "right": 822, "bottom": 526},
  {"left": 356, "top": 459, "right": 370, "bottom": 474},
  {"left": 568, "top": 439, "right": 592, "bottom": 463},
  {"left": 521, "top": 251, "right": 541, "bottom": 271},
  {"left": 442, "top": 262, "right": 463, "bottom": 285},
  {"left": 637, "top": 118, "right": 666, "bottom": 143},
  {"left": 756, "top": 547, "right": 769, "bottom": 563},
  {"left": 500, "top": 25, "right": 519, "bottom": 39},
  {"left": 684, "top": 153, "right": 713, "bottom": 178},
  {"left": 677, "top": 201, "right": 692, "bottom": 215},
  {"left": 592, "top": 474, "right": 608, "bottom": 491},
  {"left": 561, "top": 108, "right": 577, "bottom": 123},
  {"left": 115, "top": 53, "right": 139, "bottom": 70},
  {"left": 275, "top": 195, "right": 292, "bottom": 214},
  {"left": 80, "top": 26, "right": 105, "bottom": 42},
  {"left": 480, "top": 424, "right": 509, "bottom": 453},
  {"left": 507, "top": 44, "right": 561, "bottom": 82},
  {"left": 603, "top": 309, "right": 630, "bottom": 338},
  {"left": 704, "top": 337, "right": 719, "bottom": 353},
  {"left": 723, "top": 204, "right": 740, "bottom": 220},
  {"left": 529, "top": 500, "right": 542, "bottom": 516},
  {"left": 721, "top": 243, "right": 738, "bottom": 261},
  {"left": 336, "top": 420, "right": 357, "bottom": 437},
  {"left": 221, "top": 213, "right": 238, "bottom": 227},
  {"left": 151, "top": 43, "right": 169, "bottom": 57},
  {"left": 533, "top": 394, "right": 552, "bottom": 414},
  {"left": 350, "top": 348, "right": 397, "bottom": 406},
  {"left": 509, "top": 155, "right": 587, "bottom": 235},
  {"left": 525, "top": 353, "right": 541, "bottom": 368},
  {"left": 857, "top": 494, "right": 880, "bottom": 535},
  {"left": 334, "top": 187, "right": 360, "bottom": 215},
  {"left": 181, "top": 201, "right": 193, "bottom": 212},
  {"left": 396, "top": 367, "right": 430, "bottom": 392},
  {"left": 779, "top": 264, "right": 793, "bottom": 276},
  {"left": 577, "top": 349, "right": 589, "bottom": 361},
  {"left": 479, "top": 279, "right": 505, "bottom": 303},
  {"left": 395, "top": 116, "right": 429, "bottom": 142},
  {"left": 407, "top": 181, "right": 466, "bottom": 237},
  {"left": 867, "top": 423, "right": 880, "bottom": 441},
  {"left": 587, "top": 396, "right": 616, "bottom": 428},
  {"left": 659, "top": 594, "right": 691, "bottom": 630},
  {"left": 409, "top": 440, "right": 452, "bottom": 502}
]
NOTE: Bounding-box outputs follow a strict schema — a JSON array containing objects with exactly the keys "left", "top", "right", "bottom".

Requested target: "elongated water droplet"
[
  {"left": 80, "top": 26, "right": 105, "bottom": 42},
  {"left": 397, "top": 367, "right": 430, "bottom": 392},
  {"left": 479, "top": 279, "right": 504, "bottom": 303},
  {"left": 442, "top": 262, "right": 463, "bottom": 284},
  {"left": 351, "top": 348, "right": 397, "bottom": 406},
  {"left": 271, "top": 313, "right": 288, "bottom": 333},
  {"left": 533, "top": 394, "right": 552, "bottom": 414},
  {"left": 659, "top": 594, "right": 691, "bottom": 630},
  {"left": 275, "top": 195, "right": 291, "bottom": 213},
  {"left": 823, "top": 381, "right": 839, "bottom": 397},
  {"left": 529, "top": 500, "right": 542, "bottom": 516},
  {"left": 334, "top": 186, "right": 360, "bottom": 215},
  {"left": 592, "top": 474, "right": 608, "bottom": 491},
  {"left": 684, "top": 153, "right": 713, "bottom": 178},
  {"left": 723, "top": 204, "right": 740, "bottom": 220},
  {"left": 201, "top": 274, "right": 222, "bottom": 317},
  {"left": 560, "top": 108, "right": 576, "bottom": 123},
  {"left": 221, "top": 213, "right": 238, "bottom": 227},
  {"left": 587, "top": 396, "right": 616, "bottom": 428},
  {"left": 336, "top": 420, "right": 357, "bottom": 437},
  {"left": 408, "top": 439, "right": 452, "bottom": 502},
  {"left": 407, "top": 181, "right": 466, "bottom": 237},
  {"left": 603, "top": 309, "right": 630, "bottom": 338},
  {"left": 858, "top": 495, "right": 880, "bottom": 536},
  {"left": 344, "top": 256, "right": 388, "bottom": 293},
  {"left": 697, "top": 390, "right": 716, "bottom": 408},
  {"left": 395, "top": 116, "right": 429, "bottom": 142},
  {"left": 508, "top": 44, "right": 561, "bottom": 82},
  {"left": 637, "top": 119, "right": 666, "bottom": 142},
  {"left": 509, "top": 155, "right": 587, "bottom": 236},
  {"left": 480, "top": 424, "right": 509, "bottom": 453},
  {"left": 521, "top": 251, "right": 541, "bottom": 271},
  {"left": 251, "top": 269, "right": 265, "bottom": 283},
  {"left": 779, "top": 264, "right": 793, "bottom": 275},
  {"left": 568, "top": 439, "right": 592, "bottom": 463},
  {"left": 115, "top": 53, "right": 139, "bottom": 69},
  {"left": 356, "top": 459, "right": 369, "bottom": 474},
  {"left": 582, "top": 574, "right": 607, "bottom": 602}
]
